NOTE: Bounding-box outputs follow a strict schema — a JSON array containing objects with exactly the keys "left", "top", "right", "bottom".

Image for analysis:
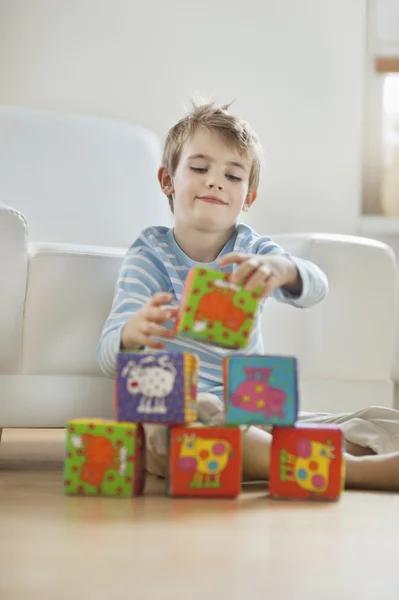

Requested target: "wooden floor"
[{"left": 0, "top": 429, "right": 398, "bottom": 600}]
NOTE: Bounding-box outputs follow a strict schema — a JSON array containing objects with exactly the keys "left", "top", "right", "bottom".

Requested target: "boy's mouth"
[{"left": 197, "top": 195, "right": 227, "bottom": 205}]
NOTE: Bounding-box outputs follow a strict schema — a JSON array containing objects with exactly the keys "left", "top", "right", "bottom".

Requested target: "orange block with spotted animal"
[
  {"left": 173, "top": 266, "right": 262, "bottom": 349},
  {"left": 269, "top": 424, "right": 345, "bottom": 501},
  {"left": 168, "top": 426, "right": 242, "bottom": 498}
]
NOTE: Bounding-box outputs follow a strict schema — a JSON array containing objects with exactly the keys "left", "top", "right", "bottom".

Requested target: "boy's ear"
[
  {"left": 158, "top": 166, "right": 174, "bottom": 196},
  {"left": 244, "top": 189, "right": 257, "bottom": 210}
]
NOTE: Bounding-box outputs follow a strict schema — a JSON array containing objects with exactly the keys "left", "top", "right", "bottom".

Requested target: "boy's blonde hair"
[{"left": 162, "top": 99, "right": 263, "bottom": 211}]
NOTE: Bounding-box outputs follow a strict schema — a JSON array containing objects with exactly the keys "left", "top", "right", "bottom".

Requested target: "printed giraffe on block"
[
  {"left": 177, "top": 433, "right": 234, "bottom": 488},
  {"left": 280, "top": 438, "right": 335, "bottom": 493}
]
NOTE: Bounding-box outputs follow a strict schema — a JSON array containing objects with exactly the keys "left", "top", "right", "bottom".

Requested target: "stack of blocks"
[{"left": 64, "top": 265, "right": 345, "bottom": 501}]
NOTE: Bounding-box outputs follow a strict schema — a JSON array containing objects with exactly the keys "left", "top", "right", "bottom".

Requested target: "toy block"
[
  {"left": 115, "top": 351, "right": 199, "bottom": 424},
  {"left": 269, "top": 424, "right": 345, "bottom": 501},
  {"left": 173, "top": 266, "right": 262, "bottom": 349},
  {"left": 223, "top": 355, "right": 298, "bottom": 426},
  {"left": 167, "top": 425, "right": 242, "bottom": 498},
  {"left": 64, "top": 419, "right": 145, "bottom": 497}
]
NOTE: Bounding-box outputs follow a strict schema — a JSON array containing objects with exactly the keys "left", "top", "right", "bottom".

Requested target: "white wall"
[{"left": 0, "top": 0, "right": 366, "bottom": 235}]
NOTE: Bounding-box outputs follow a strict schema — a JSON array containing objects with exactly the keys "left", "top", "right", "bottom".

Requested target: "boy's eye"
[{"left": 190, "top": 167, "right": 242, "bottom": 182}]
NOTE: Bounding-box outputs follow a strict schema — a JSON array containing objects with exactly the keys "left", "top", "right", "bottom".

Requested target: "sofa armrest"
[
  {"left": 262, "top": 233, "right": 397, "bottom": 382},
  {"left": 0, "top": 205, "right": 28, "bottom": 372},
  {"left": 23, "top": 242, "right": 125, "bottom": 375}
]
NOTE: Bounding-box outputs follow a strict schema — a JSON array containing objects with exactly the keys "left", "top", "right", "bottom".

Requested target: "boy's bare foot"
[{"left": 345, "top": 452, "right": 399, "bottom": 492}]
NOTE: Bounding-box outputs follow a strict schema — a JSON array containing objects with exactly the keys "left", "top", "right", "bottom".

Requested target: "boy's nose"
[{"left": 208, "top": 182, "right": 224, "bottom": 191}]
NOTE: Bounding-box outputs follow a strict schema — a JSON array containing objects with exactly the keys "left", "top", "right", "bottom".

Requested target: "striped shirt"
[{"left": 97, "top": 224, "right": 328, "bottom": 399}]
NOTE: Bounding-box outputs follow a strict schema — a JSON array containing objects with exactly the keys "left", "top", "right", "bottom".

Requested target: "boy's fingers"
[
  {"left": 163, "top": 311, "right": 176, "bottom": 322},
  {"left": 144, "top": 339, "right": 166, "bottom": 350},
  {"left": 160, "top": 305, "right": 179, "bottom": 319},
  {"left": 260, "top": 274, "right": 278, "bottom": 298},
  {"left": 230, "top": 258, "right": 261, "bottom": 284},
  {"left": 230, "top": 265, "right": 253, "bottom": 283},
  {"left": 245, "top": 266, "right": 272, "bottom": 291},
  {"left": 150, "top": 292, "right": 174, "bottom": 306},
  {"left": 142, "top": 323, "right": 174, "bottom": 339},
  {"left": 147, "top": 306, "right": 178, "bottom": 324},
  {"left": 145, "top": 307, "right": 165, "bottom": 325}
]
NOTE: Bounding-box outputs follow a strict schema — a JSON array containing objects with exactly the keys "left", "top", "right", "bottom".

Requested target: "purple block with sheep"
[{"left": 115, "top": 352, "right": 199, "bottom": 424}]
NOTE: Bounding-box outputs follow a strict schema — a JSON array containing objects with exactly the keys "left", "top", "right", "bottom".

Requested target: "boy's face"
[{"left": 161, "top": 129, "right": 256, "bottom": 234}]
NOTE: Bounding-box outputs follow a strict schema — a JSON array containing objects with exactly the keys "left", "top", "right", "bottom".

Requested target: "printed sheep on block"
[{"left": 115, "top": 351, "right": 199, "bottom": 424}]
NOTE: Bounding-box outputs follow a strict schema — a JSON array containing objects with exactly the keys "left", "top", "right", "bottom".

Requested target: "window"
[
  {"left": 362, "top": 0, "right": 399, "bottom": 222},
  {"left": 382, "top": 74, "right": 399, "bottom": 169}
]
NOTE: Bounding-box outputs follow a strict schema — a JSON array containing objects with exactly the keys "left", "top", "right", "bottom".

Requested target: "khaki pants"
[{"left": 145, "top": 394, "right": 399, "bottom": 478}]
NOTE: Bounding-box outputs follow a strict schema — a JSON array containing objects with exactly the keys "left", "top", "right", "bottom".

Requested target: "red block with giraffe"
[
  {"left": 269, "top": 424, "right": 345, "bottom": 501},
  {"left": 167, "top": 425, "right": 242, "bottom": 498}
]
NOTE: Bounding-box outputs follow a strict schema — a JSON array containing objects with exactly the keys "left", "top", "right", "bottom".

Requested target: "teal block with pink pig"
[{"left": 223, "top": 355, "right": 298, "bottom": 426}]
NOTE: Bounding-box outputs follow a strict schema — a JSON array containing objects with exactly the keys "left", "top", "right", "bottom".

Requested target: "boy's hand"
[
  {"left": 121, "top": 292, "right": 178, "bottom": 350},
  {"left": 218, "top": 253, "right": 302, "bottom": 298}
]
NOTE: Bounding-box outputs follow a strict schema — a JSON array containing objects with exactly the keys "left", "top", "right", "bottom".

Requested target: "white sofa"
[{"left": 0, "top": 107, "right": 397, "bottom": 442}]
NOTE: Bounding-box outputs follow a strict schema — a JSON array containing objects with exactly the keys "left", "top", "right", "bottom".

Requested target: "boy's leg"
[
  {"left": 145, "top": 397, "right": 399, "bottom": 491},
  {"left": 241, "top": 425, "right": 399, "bottom": 491},
  {"left": 144, "top": 424, "right": 169, "bottom": 478},
  {"left": 228, "top": 401, "right": 399, "bottom": 490},
  {"left": 144, "top": 393, "right": 226, "bottom": 478},
  {"left": 297, "top": 406, "right": 399, "bottom": 455}
]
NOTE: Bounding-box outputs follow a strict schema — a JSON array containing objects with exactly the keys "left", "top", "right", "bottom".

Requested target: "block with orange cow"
[
  {"left": 64, "top": 419, "right": 145, "bottom": 497},
  {"left": 173, "top": 265, "right": 262, "bottom": 349}
]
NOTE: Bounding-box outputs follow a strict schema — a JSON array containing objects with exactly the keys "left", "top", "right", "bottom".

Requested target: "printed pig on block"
[
  {"left": 269, "top": 424, "right": 345, "bottom": 501},
  {"left": 116, "top": 352, "right": 199, "bottom": 424},
  {"left": 174, "top": 266, "right": 262, "bottom": 349},
  {"left": 224, "top": 355, "right": 298, "bottom": 426},
  {"left": 168, "top": 426, "right": 242, "bottom": 498},
  {"left": 64, "top": 420, "right": 145, "bottom": 497}
]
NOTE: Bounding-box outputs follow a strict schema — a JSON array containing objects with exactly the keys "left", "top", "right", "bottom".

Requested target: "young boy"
[{"left": 98, "top": 100, "right": 399, "bottom": 492}]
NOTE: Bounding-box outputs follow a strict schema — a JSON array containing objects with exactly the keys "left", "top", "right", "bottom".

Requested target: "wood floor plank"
[{"left": 0, "top": 428, "right": 397, "bottom": 600}]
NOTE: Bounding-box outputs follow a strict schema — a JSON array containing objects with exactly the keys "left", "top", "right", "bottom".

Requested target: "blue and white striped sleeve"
[
  {"left": 97, "top": 247, "right": 166, "bottom": 378},
  {"left": 252, "top": 237, "right": 328, "bottom": 309}
]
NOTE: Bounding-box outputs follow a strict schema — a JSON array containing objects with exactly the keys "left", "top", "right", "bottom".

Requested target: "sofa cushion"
[
  {"left": 0, "top": 107, "right": 171, "bottom": 247},
  {"left": 23, "top": 242, "right": 124, "bottom": 376}
]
